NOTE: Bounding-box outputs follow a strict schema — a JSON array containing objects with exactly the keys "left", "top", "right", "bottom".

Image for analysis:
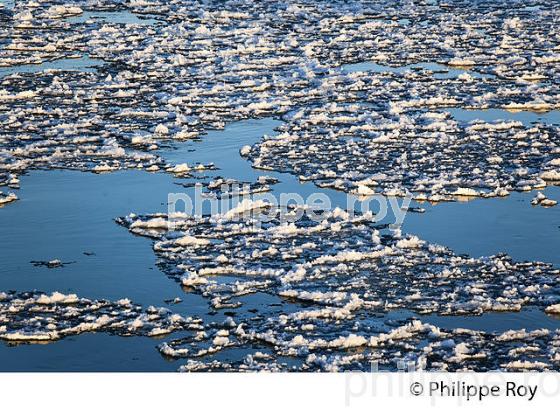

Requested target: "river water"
[{"left": 0, "top": 11, "right": 559, "bottom": 370}]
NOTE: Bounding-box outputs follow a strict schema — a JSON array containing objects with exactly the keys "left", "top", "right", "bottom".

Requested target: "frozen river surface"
[{"left": 1, "top": 1, "right": 560, "bottom": 371}]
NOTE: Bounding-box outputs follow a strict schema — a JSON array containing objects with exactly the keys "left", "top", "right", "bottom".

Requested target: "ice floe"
[
  {"left": 0, "top": 291, "right": 201, "bottom": 342},
  {"left": 113, "top": 201, "right": 560, "bottom": 370},
  {"left": 2, "top": 0, "right": 559, "bottom": 204}
]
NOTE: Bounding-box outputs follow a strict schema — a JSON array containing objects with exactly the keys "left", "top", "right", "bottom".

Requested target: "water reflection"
[
  {"left": 67, "top": 10, "right": 157, "bottom": 25},
  {"left": 447, "top": 107, "right": 560, "bottom": 126},
  {"left": 341, "top": 60, "right": 493, "bottom": 79},
  {"left": 0, "top": 56, "right": 103, "bottom": 78}
]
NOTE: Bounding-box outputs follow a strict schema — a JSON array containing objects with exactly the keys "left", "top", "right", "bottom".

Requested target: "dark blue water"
[{"left": 0, "top": 332, "right": 185, "bottom": 371}]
